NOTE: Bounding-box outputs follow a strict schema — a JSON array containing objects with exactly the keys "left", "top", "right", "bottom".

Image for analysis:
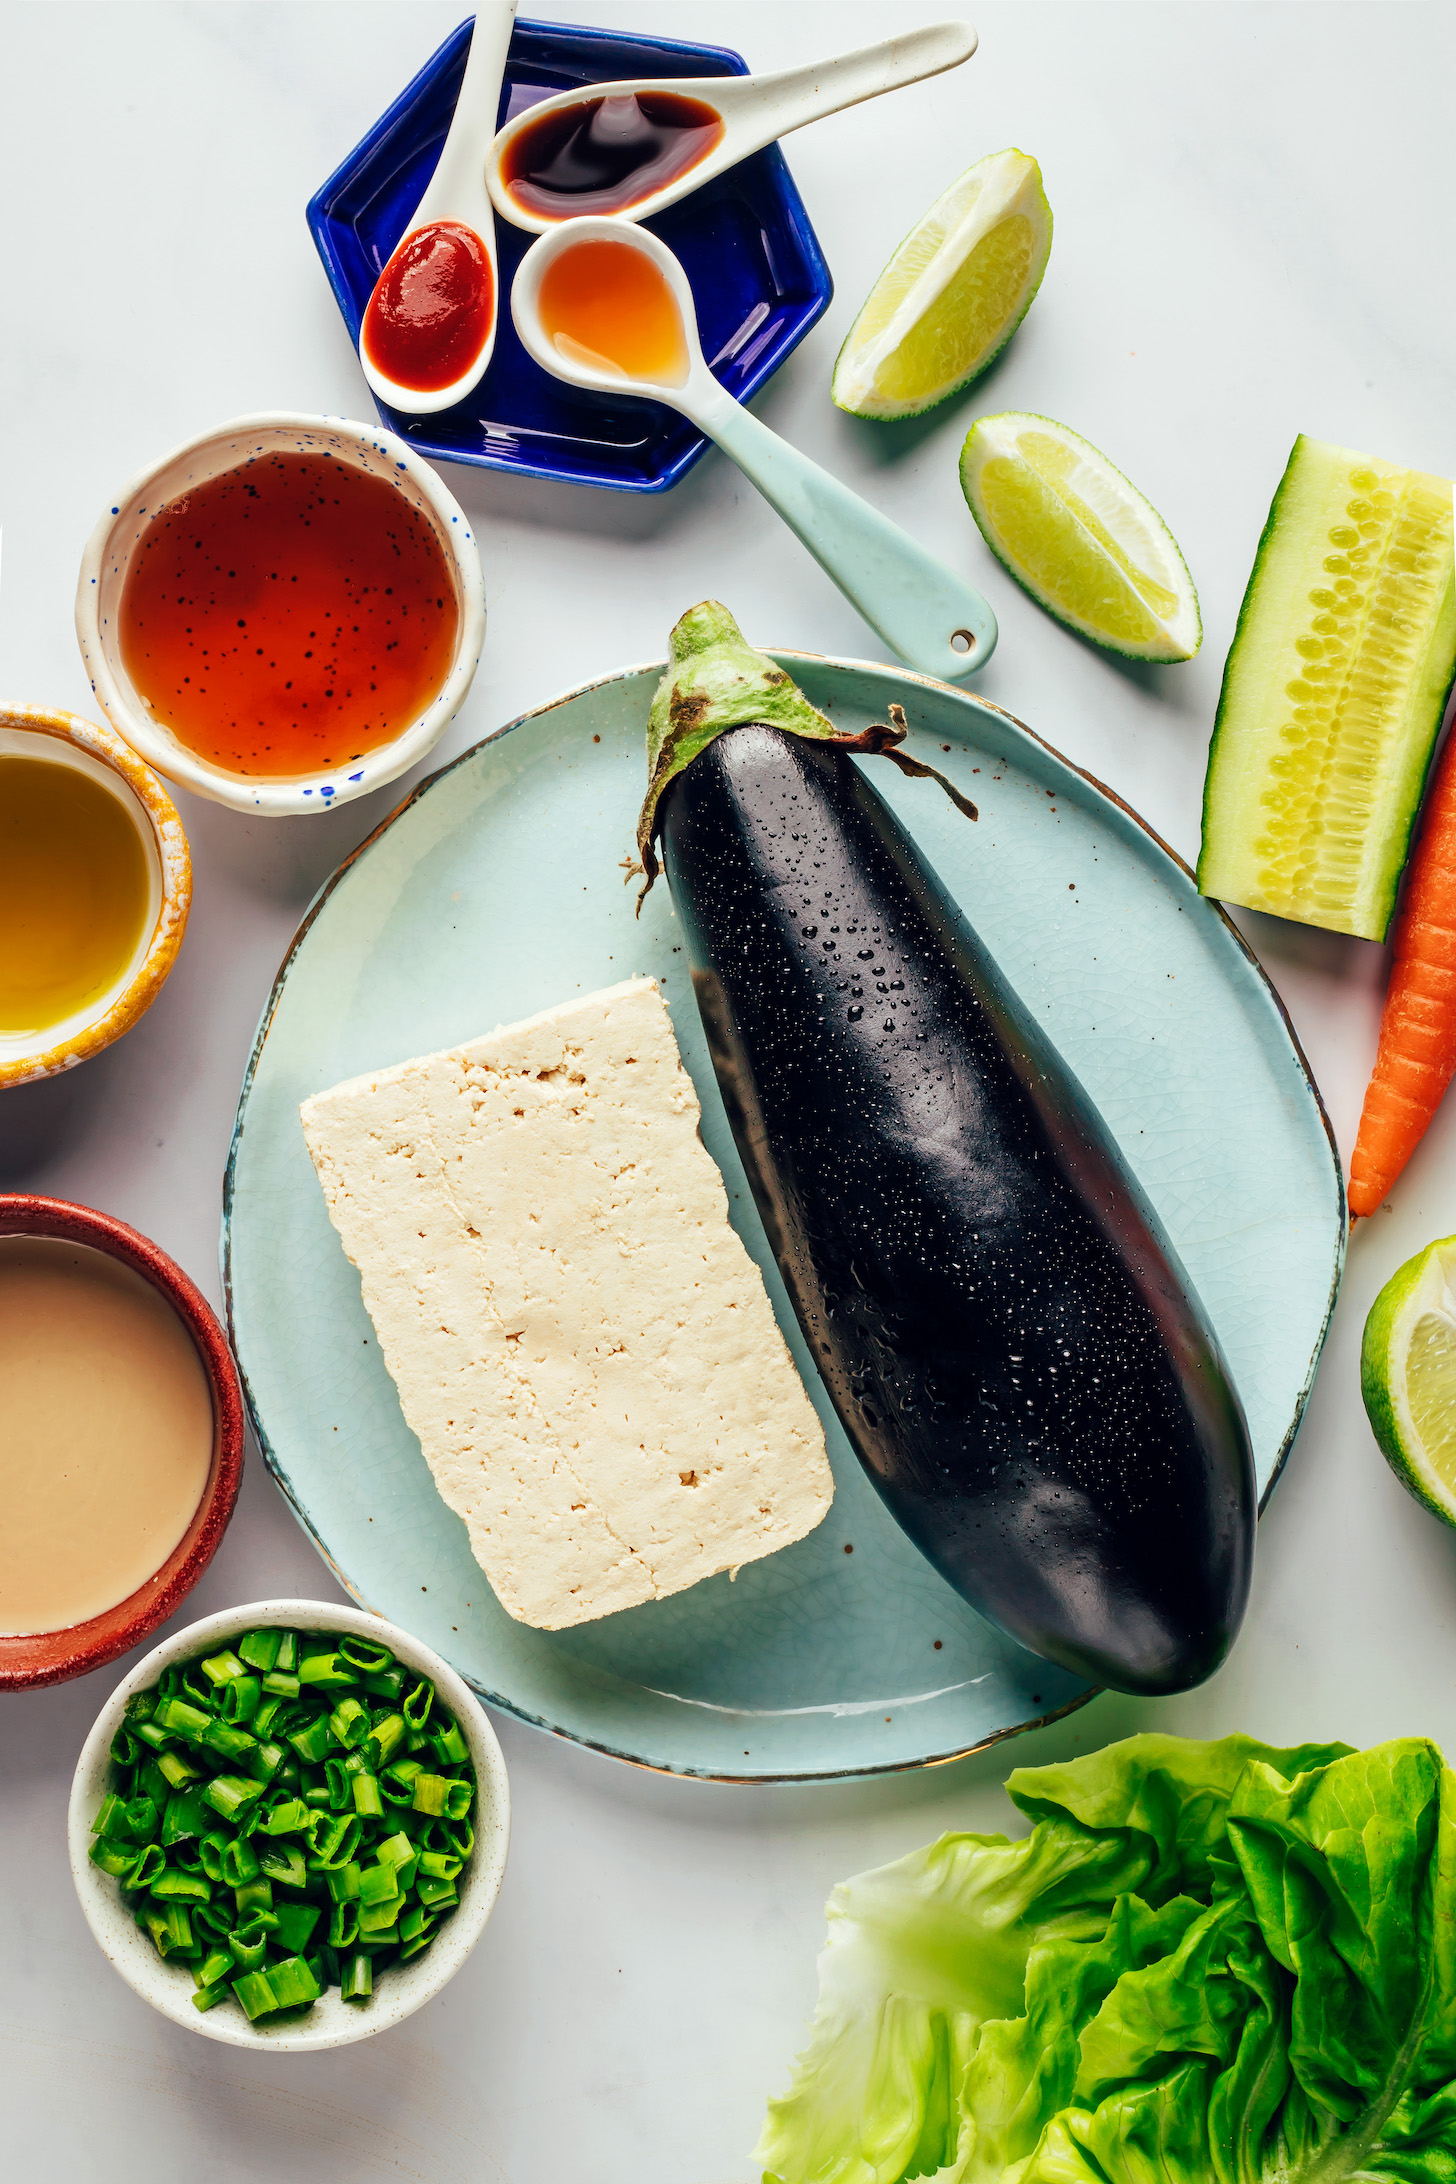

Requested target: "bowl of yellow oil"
[{"left": 0, "top": 707, "right": 191, "bottom": 1090}]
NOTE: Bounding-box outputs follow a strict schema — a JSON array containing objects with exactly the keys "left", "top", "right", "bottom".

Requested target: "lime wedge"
[
  {"left": 1362, "top": 1235, "right": 1456, "bottom": 1526},
  {"left": 831, "top": 150, "right": 1052, "bottom": 422},
  {"left": 959, "top": 412, "right": 1202, "bottom": 662}
]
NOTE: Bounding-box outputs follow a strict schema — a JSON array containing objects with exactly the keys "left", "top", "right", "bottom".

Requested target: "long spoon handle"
[
  {"left": 732, "top": 20, "right": 978, "bottom": 150},
  {"left": 417, "top": 0, "right": 517, "bottom": 226},
  {"left": 695, "top": 391, "right": 997, "bottom": 681}
]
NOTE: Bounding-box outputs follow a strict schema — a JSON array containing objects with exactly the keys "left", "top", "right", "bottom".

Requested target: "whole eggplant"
[{"left": 657, "top": 708, "right": 1256, "bottom": 1696}]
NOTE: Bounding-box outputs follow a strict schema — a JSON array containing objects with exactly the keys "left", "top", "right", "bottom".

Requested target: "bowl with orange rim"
[
  {"left": 0, "top": 704, "right": 191, "bottom": 1090},
  {"left": 74, "top": 412, "right": 486, "bottom": 818}
]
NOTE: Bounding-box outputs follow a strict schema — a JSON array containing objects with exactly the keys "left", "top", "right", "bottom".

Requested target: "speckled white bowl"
[
  {"left": 75, "top": 414, "right": 486, "bottom": 817},
  {"left": 69, "top": 1598, "right": 510, "bottom": 2051}
]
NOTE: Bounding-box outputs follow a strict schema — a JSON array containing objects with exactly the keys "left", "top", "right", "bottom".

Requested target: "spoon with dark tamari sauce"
[{"left": 487, "top": 20, "right": 978, "bottom": 233}]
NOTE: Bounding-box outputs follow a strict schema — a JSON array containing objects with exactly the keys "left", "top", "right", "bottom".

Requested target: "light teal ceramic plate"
[{"left": 224, "top": 657, "right": 1344, "bottom": 1782}]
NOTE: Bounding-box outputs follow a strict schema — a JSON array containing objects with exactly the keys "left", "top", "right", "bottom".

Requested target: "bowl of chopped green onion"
[{"left": 69, "top": 1599, "right": 510, "bottom": 2048}]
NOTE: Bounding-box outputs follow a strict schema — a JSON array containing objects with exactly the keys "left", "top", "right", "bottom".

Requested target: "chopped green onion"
[
  {"left": 221, "top": 1836, "right": 260, "bottom": 1887},
  {"left": 237, "top": 1629, "right": 282, "bottom": 1674},
  {"left": 310, "top": 1815, "right": 362, "bottom": 1871},
  {"left": 329, "top": 1697, "right": 370, "bottom": 1750},
  {"left": 229, "top": 1969, "right": 276, "bottom": 2020},
  {"left": 252, "top": 1697, "right": 284, "bottom": 1738},
  {"left": 418, "top": 1850, "right": 462, "bottom": 1881},
  {"left": 203, "top": 1774, "right": 263, "bottom": 1824},
  {"left": 382, "top": 1759, "right": 423, "bottom": 1805},
  {"left": 228, "top": 1912, "right": 278, "bottom": 1972},
  {"left": 201, "top": 1649, "right": 247, "bottom": 1686},
  {"left": 352, "top": 1773, "right": 384, "bottom": 1820},
  {"left": 262, "top": 1797, "right": 311, "bottom": 1836},
  {"left": 309, "top": 1944, "right": 340, "bottom": 1993},
  {"left": 364, "top": 1713, "right": 406, "bottom": 1771},
  {"left": 356, "top": 1904, "right": 399, "bottom": 1941},
  {"left": 410, "top": 1775, "right": 452, "bottom": 1818},
  {"left": 296, "top": 1653, "right": 358, "bottom": 1692},
  {"left": 234, "top": 1876, "right": 274, "bottom": 1920},
  {"left": 142, "top": 1903, "right": 196, "bottom": 1959},
  {"left": 272, "top": 1900, "right": 322, "bottom": 1956},
  {"left": 219, "top": 1675, "right": 261, "bottom": 1726},
  {"left": 402, "top": 1679, "right": 434, "bottom": 1733},
  {"left": 157, "top": 1749, "right": 202, "bottom": 1791},
  {"left": 356, "top": 1862, "right": 400, "bottom": 1909},
  {"left": 328, "top": 1901, "right": 360, "bottom": 1950},
  {"left": 93, "top": 1626, "right": 478, "bottom": 2021},
  {"left": 150, "top": 1867, "right": 211, "bottom": 1904},
  {"left": 287, "top": 1716, "right": 333, "bottom": 1766},
  {"left": 415, "top": 1873, "right": 459, "bottom": 1911},
  {"left": 259, "top": 1844, "right": 308, "bottom": 1890},
  {"left": 162, "top": 1787, "right": 213, "bottom": 1845},
  {"left": 126, "top": 1844, "right": 167, "bottom": 1892},
  {"left": 360, "top": 1664, "right": 407, "bottom": 1703},
  {"left": 153, "top": 1696, "right": 212, "bottom": 1739},
  {"left": 199, "top": 1718, "right": 258, "bottom": 1763},
  {"left": 89, "top": 1839, "right": 136, "bottom": 1877},
  {"left": 398, "top": 1904, "right": 434, "bottom": 1946},
  {"left": 240, "top": 1740, "right": 285, "bottom": 1787},
  {"left": 432, "top": 1720, "right": 470, "bottom": 1767}
]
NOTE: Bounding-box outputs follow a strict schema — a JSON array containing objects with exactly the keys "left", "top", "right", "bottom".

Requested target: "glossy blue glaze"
[
  {"left": 222, "top": 660, "right": 1344, "bottom": 1782},
  {"left": 307, "top": 15, "right": 833, "bottom": 492}
]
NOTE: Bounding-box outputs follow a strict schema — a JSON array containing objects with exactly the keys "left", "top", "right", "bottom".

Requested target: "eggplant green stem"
[{"left": 636, "top": 602, "right": 975, "bottom": 912}]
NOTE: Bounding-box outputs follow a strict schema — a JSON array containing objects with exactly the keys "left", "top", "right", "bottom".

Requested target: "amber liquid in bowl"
[
  {"left": 0, "top": 757, "right": 152, "bottom": 1037},
  {"left": 118, "top": 454, "right": 460, "bottom": 779},
  {"left": 0, "top": 1238, "right": 213, "bottom": 1636}
]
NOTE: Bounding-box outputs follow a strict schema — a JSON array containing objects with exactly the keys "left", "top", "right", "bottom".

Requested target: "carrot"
[{"left": 1349, "top": 725, "right": 1456, "bottom": 1216}]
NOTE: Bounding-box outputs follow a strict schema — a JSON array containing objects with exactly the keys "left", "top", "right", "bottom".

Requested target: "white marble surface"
[{"left": 3, "top": 3, "right": 1456, "bottom": 2177}]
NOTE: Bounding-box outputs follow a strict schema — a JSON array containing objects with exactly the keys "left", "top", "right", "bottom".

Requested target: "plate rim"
[{"left": 221, "top": 652, "right": 1346, "bottom": 1783}]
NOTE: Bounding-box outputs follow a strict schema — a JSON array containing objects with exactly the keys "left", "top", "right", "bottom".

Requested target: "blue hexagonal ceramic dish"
[{"left": 307, "top": 14, "right": 833, "bottom": 492}]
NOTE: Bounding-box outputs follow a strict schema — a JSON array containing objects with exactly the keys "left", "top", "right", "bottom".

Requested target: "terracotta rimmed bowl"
[
  {"left": 0, "top": 1196, "right": 244, "bottom": 1688},
  {"left": 74, "top": 411, "right": 487, "bottom": 818},
  {"left": 0, "top": 705, "right": 190, "bottom": 1090},
  {"left": 70, "top": 1598, "right": 510, "bottom": 2050}
]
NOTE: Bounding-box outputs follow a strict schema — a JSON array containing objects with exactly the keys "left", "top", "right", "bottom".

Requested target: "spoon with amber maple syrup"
[{"left": 512, "top": 218, "right": 997, "bottom": 681}]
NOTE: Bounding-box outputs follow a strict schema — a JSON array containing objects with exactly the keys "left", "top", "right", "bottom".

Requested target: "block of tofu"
[{"left": 299, "top": 977, "right": 832, "bottom": 1629}]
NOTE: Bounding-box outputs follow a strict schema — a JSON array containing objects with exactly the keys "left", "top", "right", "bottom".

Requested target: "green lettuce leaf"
[{"left": 757, "top": 1734, "right": 1456, "bottom": 2184}]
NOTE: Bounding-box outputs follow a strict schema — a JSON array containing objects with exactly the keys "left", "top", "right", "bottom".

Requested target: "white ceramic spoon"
[
  {"left": 487, "top": 20, "right": 977, "bottom": 234},
  {"left": 360, "top": 1, "right": 516, "bottom": 417},
  {"left": 511, "top": 219, "right": 997, "bottom": 682}
]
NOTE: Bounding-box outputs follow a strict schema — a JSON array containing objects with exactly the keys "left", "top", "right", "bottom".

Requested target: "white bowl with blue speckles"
[
  {"left": 69, "top": 1598, "right": 510, "bottom": 2050},
  {"left": 74, "top": 413, "right": 486, "bottom": 817}
]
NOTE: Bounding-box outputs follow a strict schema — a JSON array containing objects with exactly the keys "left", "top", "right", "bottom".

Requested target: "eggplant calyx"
[
  {"left": 637, "top": 602, "right": 840, "bottom": 902},
  {"left": 636, "top": 601, "right": 976, "bottom": 912}
]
